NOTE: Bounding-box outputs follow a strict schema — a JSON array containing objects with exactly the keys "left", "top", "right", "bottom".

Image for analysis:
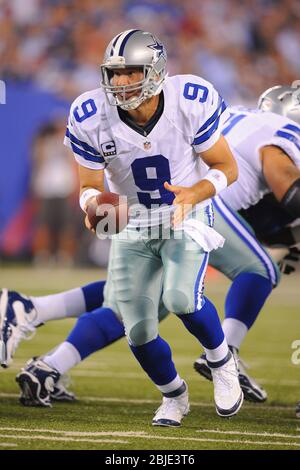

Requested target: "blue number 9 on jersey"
[
  {"left": 74, "top": 99, "right": 97, "bottom": 123},
  {"left": 183, "top": 83, "right": 208, "bottom": 102},
  {"left": 131, "top": 155, "right": 174, "bottom": 208}
]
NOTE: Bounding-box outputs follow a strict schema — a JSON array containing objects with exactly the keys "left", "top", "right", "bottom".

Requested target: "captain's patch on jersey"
[{"left": 101, "top": 140, "right": 117, "bottom": 157}]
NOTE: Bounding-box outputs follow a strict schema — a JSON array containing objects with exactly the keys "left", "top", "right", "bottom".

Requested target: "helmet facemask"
[{"left": 100, "top": 63, "right": 165, "bottom": 110}]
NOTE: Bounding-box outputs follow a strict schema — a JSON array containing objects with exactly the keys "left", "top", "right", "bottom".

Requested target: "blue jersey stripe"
[
  {"left": 66, "top": 128, "right": 100, "bottom": 156},
  {"left": 195, "top": 97, "right": 226, "bottom": 136},
  {"left": 222, "top": 113, "right": 246, "bottom": 136},
  {"left": 71, "top": 142, "right": 105, "bottom": 163},
  {"left": 275, "top": 130, "right": 300, "bottom": 151},
  {"left": 283, "top": 123, "right": 300, "bottom": 137},
  {"left": 192, "top": 111, "right": 224, "bottom": 145},
  {"left": 118, "top": 29, "right": 140, "bottom": 56}
]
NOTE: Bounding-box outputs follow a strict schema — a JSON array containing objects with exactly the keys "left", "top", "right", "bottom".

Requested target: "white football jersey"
[
  {"left": 221, "top": 107, "right": 300, "bottom": 210},
  {"left": 64, "top": 74, "right": 229, "bottom": 226}
]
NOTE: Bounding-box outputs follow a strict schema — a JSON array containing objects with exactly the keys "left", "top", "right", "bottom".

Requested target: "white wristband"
[
  {"left": 79, "top": 188, "right": 101, "bottom": 213},
  {"left": 202, "top": 169, "right": 228, "bottom": 195}
]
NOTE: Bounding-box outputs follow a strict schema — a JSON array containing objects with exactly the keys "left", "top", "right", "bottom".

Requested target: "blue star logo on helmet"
[{"left": 148, "top": 38, "right": 165, "bottom": 59}]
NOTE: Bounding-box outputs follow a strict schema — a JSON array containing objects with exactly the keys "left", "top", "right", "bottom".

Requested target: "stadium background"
[
  {"left": 0, "top": 0, "right": 300, "bottom": 451},
  {"left": 0, "top": 0, "right": 299, "bottom": 262}
]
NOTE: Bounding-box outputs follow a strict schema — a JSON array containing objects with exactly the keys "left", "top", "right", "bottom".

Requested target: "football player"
[
  {"left": 6, "top": 29, "right": 243, "bottom": 426},
  {"left": 194, "top": 81, "right": 300, "bottom": 399},
  {"left": 2, "top": 81, "right": 300, "bottom": 415}
]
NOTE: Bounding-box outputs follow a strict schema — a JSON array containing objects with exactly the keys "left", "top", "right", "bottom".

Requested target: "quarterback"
[
  {"left": 5, "top": 29, "right": 242, "bottom": 427},
  {"left": 1, "top": 81, "right": 300, "bottom": 416}
]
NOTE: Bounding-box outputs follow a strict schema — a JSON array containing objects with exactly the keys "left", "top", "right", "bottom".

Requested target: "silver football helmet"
[
  {"left": 100, "top": 29, "right": 167, "bottom": 110},
  {"left": 258, "top": 80, "right": 300, "bottom": 124}
]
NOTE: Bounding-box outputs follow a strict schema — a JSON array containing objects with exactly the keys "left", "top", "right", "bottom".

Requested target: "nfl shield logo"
[{"left": 143, "top": 141, "right": 151, "bottom": 150}]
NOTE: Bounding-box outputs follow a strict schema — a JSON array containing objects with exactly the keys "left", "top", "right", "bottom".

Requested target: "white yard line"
[
  {"left": 0, "top": 435, "right": 128, "bottom": 445},
  {"left": 81, "top": 396, "right": 297, "bottom": 412},
  {"left": 0, "top": 442, "right": 17, "bottom": 447},
  {"left": 196, "top": 429, "right": 300, "bottom": 440},
  {"left": 0, "top": 427, "right": 300, "bottom": 447},
  {"left": 0, "top": 430, "right": 300, "bottom": 448},
  {"left": 0, "top": 392, "right": 296, "bottom": 411},
  {"left": 0, "top": 427, "right": 146, "bottom": 437}
]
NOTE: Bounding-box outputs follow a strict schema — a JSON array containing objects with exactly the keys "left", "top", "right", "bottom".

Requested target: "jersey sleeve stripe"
[
  {"left": 283, "top": 123, "right": 300, "bottom": 137},
  {"left": 222, "top": 113, "right": 246, "bottom": 136},
  {"left": 70, "top": 142, "right": 105, "bottom": 163},
  {"left": 275, "top": 130, "right": 300, "bottom": 151},
  {"left": 192, "top": 114, "right": 223, "bottom": 145},
  {"left": 66, "top": 128, "right": 100, "bottom": 156},
  {"left": 195, "top": 97, "right": 227, "bottom": 137}
]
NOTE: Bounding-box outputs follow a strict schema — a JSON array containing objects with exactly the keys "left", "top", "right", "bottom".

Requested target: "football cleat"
[
  {"left": 16, "top": 357, "right": 60, "bottom": 407},
  {"left": 210, "top": 352, "right": 244, "bottom": 418},
  {"left": 194, "top": 353, "right": 212, "bottom": 381},
  {"left": 0, "top": 289, "right": 37, "bottom": 367},
  {"left": 296, "top": 403, "right": 300, "bottom": 419},
  {"left": 194, "top": 346, "right": 267, "bottom": 403},
  {"left": 152, "top": 382, "right": 190, "bottom": 427},
  {"left": 50, "top": 375, "right": 76, "bottom": 402}
]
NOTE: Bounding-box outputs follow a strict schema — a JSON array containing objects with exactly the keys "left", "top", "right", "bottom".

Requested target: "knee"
[
  {"left": 162, "top": 288, "right": 190, "bottom": 314},
  {"left": 127, "top": 319, "right": 158, "bottom": 346}
]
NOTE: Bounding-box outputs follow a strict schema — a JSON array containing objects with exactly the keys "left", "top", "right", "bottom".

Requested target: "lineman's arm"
[{"left": 261, "top": 145, "right": 300, "bottom": 217}]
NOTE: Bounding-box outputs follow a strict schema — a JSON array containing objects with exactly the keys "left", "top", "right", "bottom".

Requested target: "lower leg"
[
  {"left": 31, "top": 281, "right": 105, "bottom": 326},
  {"left": 223, "top": 272, "right": 272, "bottom": 350},
  {"left": 43, "top": 307, "right": 124, "bottom": 374},
  {"left": 130, "top": 336, "right": 185, "bottom": 395},
  {"left": 177, "top": 297, "right": 229, "bottom": 365}
]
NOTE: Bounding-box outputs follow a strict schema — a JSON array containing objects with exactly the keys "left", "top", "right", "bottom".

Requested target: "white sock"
[
  {"left": 204, "top": 337, "right": 229, "bottom": 364},
  {"left": 222, "top": 318, "right": 248, "bottom": 350},
  {"left": 156, "top": 374, "right": 185, "bottom": 396},
  {"left": 43, "top": 341, "right": 81, "bottom": 375},
  {"left": 31, "top": 287, "right": 86, "bottom": 326}
]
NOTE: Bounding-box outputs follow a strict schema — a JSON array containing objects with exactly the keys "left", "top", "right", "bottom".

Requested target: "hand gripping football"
[{"left": 86, "top": 192, "right": 129, "bottom": 235}]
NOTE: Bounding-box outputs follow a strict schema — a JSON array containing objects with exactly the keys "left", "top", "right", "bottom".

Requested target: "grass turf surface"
[{"left": 0, "top": 267, "right": 299, "bottom": 450}]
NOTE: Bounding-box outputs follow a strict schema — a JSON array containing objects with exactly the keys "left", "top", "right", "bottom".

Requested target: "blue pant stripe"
[{"left": 194, "top": 252, "right": 209, "bottom": 311}]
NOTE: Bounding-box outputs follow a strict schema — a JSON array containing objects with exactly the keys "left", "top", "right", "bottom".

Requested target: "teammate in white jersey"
[
  {"left": 195, "top": 81, "right": 300, "bottom": 401},
  {"left": 7, "top": 29, "right": 242, "bottom": 426}
]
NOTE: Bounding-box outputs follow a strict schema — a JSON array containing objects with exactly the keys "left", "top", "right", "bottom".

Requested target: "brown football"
[{"left": 86, "top": 192, "right": 129, "bottom": 234}]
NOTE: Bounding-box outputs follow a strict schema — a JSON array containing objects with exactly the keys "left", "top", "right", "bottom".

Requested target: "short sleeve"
[
  {"left": 192, "top": 85, "right": 230, "bottom": 153},
  {"left": 64, "top": 99, "right": 106, "bottom": 170}
]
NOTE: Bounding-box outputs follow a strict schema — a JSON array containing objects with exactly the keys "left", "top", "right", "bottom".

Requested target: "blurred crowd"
[
  {"left": 1, "top": 0, "right": 300, "bottom": 266},
  {"left": 1, "top": 0, "right": 300, "bottom": 104}
]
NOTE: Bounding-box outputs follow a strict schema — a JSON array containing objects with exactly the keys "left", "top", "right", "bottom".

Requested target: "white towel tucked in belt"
[{"left": 174, "top": 218, "right": 225, "bottom": 252}]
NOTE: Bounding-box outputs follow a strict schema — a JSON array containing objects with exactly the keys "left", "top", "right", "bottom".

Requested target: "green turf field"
[{"left": 0, "top": 267, "right": 299, "bottom": 450}]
